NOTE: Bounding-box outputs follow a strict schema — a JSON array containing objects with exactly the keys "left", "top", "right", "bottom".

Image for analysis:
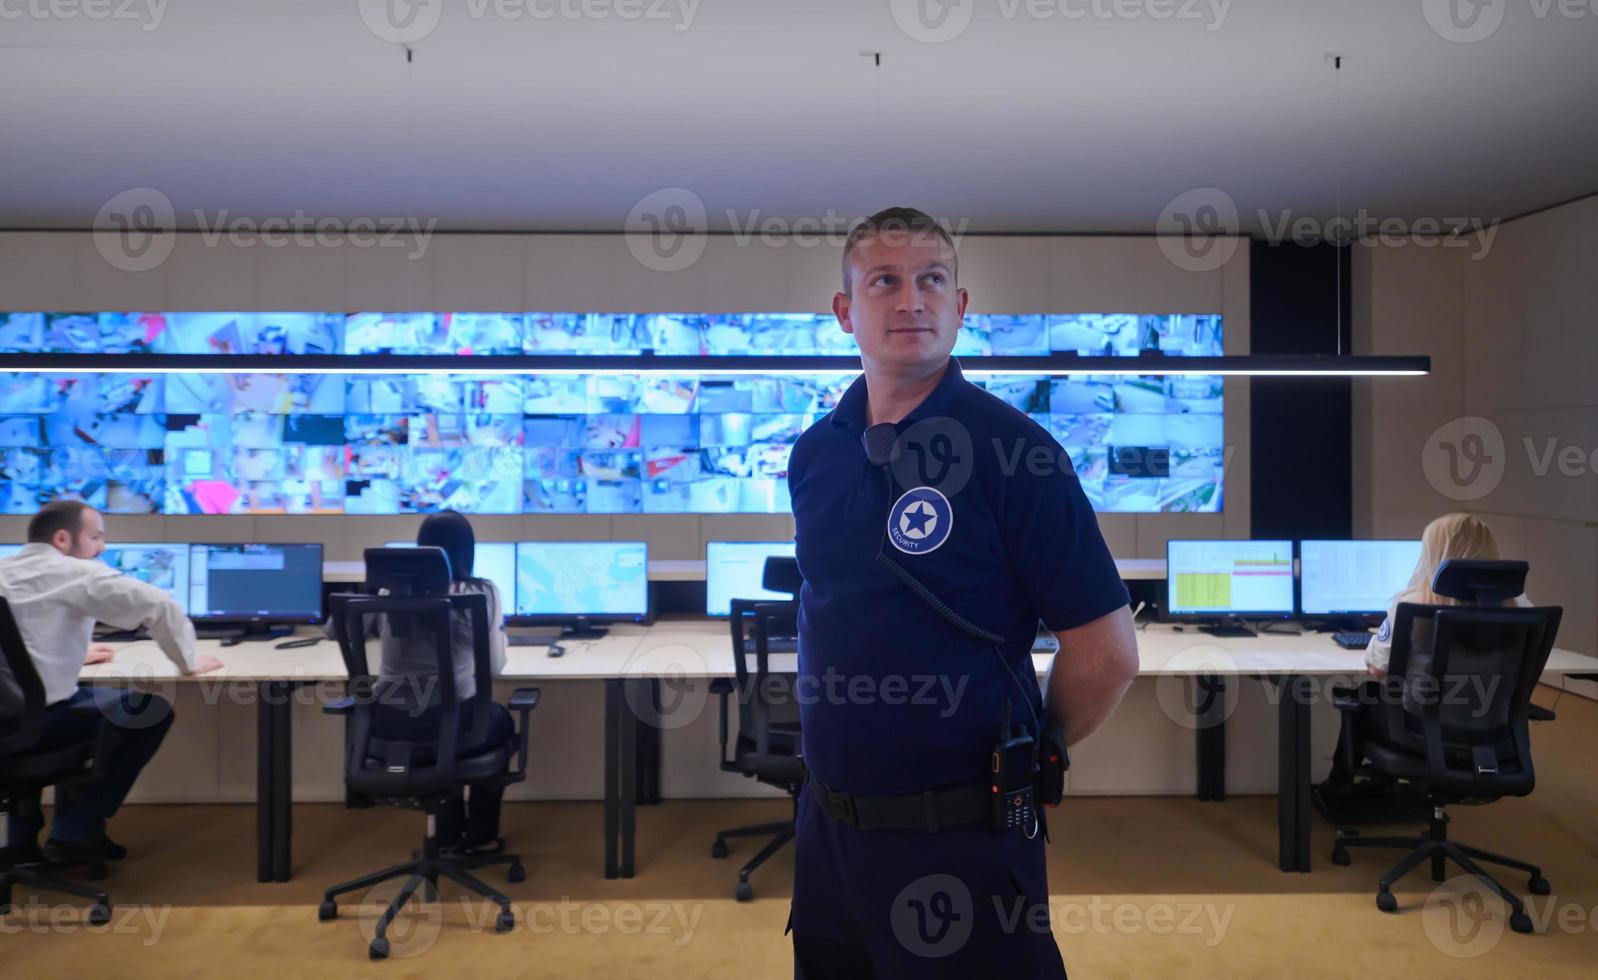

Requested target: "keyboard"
[
  {"left": 507, "top": 633, "right": 560, "bottom": 647},
  {"left": 741, "top": 636, "right": 798, "bottom": 654},
  {"left": 1333, "top": 632, "right": 1373, "bottom": 650}
]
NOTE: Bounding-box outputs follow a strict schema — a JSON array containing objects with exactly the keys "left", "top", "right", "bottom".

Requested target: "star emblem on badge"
[{"left": 899, "top": 500, "right": 938, "bottom": 539}]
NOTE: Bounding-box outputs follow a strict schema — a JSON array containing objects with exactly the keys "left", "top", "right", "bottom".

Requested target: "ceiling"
[{"left": 2, "top": 0, "right": 1594, "bottom": 234}]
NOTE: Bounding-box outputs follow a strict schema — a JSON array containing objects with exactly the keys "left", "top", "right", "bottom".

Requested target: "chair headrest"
[
  {"left": 364, "top": 547, "right": 451, "bottom": 597},
  {"left": 1433, "top": 559, "right": 1528, "bottom": 605},
  {"left": 762, "top": 555, "right": 801, "bottom": 598}
]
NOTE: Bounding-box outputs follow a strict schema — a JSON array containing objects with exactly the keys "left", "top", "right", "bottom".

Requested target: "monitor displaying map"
[{"left": 513, "top": 541, "right": 649, "bottom": 619}]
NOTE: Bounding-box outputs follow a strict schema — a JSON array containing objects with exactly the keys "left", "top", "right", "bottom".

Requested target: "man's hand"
[
  {"left": 1045, "top": 605, "right": 1139, "bottom": 746},
  {"left": 1366, "top": 663, "right": 1387, "bottom": 680},
  {"left": 192, "top": 654, "right": 224, "bottom": 675},
  {"left": 84, "top": 644, "right": 116, "bottom": 666}
]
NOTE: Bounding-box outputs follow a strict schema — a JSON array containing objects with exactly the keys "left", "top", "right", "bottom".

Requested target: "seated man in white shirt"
[{"left": 0, "top": 501, "right": 221, "bottom": 863}]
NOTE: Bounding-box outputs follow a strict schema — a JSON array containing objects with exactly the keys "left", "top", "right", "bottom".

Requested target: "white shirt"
[{"left": 0, "top": 543, "right": 197, "bottom": 705}]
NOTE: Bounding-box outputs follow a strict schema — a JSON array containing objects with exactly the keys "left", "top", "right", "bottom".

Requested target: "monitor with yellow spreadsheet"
[{"left": 1166, "top": 539, "right": 1295, "bottom": 619}]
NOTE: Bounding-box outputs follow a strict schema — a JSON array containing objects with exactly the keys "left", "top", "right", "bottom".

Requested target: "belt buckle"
[{"left": 826, "top": 790, "right": 858, "bottom": 827}]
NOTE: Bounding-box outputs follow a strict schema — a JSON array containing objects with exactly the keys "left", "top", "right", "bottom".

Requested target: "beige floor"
[{"left": 5, "top": 687, "right": 1596, "bottom": 978}]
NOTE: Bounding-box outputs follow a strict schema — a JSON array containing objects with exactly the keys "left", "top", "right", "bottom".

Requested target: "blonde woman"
[{"left": 1365, "top": 513, "right": 1532, "bottom": 679}]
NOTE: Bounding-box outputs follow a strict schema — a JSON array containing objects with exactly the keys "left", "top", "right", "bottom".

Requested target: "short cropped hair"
[
  {"left": 841, "top": 207, "right": 959, "bottom": 292},
  {"left": 27, "top": 500, "right": 93, "bottom": 543}
]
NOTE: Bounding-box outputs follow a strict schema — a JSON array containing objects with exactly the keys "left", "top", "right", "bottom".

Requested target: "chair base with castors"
[
  {"left": 318, "top": 810, "right": 523, "bottom": 960},
  {"left": 710, "top": 816, "right": 795, "bottom": 902},
  {"left": 1332, "top": 806, "right": 1547, "bottom": 934},
  {"left": 0, "top": 857, "right": 112, "bottom": 926}
]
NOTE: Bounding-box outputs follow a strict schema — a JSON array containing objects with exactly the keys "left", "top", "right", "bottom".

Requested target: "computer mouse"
[{"left": 547, "top": 642, "right": 566, "bottom": 658}]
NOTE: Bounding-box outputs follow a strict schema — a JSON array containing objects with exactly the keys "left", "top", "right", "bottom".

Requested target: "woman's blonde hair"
[{"left": 1395, "top": 513, "right": 1501, "bottom": 607}]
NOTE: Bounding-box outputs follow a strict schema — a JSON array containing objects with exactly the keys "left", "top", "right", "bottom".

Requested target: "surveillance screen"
[
  {"left": 101, "top": 542, "right": 192, "bottom": 614},
  {"left": 0, "top": 311, "right": 1225, "bottom": 515}
]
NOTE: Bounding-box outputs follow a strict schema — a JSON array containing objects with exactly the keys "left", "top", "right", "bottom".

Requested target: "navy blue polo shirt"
[{"left": 789, "top": 358, "right": 1128, "bottom": 797}]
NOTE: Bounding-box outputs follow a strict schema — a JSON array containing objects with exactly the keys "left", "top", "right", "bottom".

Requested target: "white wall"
[{"left": 1352, "top": 194, "right": 1598, "bottom": 696}]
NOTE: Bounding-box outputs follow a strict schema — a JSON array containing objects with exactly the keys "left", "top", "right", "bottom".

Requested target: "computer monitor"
[
  {"left": 1166, "top": 539, "right": 1295, "bottom": 632},
  {"left": 1299, "top": 539, "right": 1423, "bottom": 620},
  {"left": 385, "top": 540, "right": 516, "bottom": 616},
  {"left": 101, "top": 542, "right": 192, "bottom": 615},
  {"left": 0, "top": 543, "right": 22, "bottom": 560},
  {"left": 188, "top": 543, "right": 324, "bottom": 627},
  {"left": 513, "top": 541, "right": 649, "bottom": 637},
  {"left": 705, "top": 541, "right": 798, "bottom": 617}
]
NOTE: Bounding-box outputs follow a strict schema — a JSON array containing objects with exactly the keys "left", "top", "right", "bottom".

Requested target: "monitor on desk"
[
  {"left": 512, "top": 541, "right": 649, "bottom": 637},
  {"left": 101, "top": 542, "right": 192, "bottom": 615},
  {"left": 0, "top": 543, "right": 22, "bottom": 560},
  {"left": 1299, "top": 539, "right": 1422, "bottom": 619},
  {"left": 188, "top": 543, "right": 324, "bottom": 625},
  {"left": 385, "top": 540, "right": 516, "bottom": 615},
  {"left": 705, "top": 541, "right": 797, "bottom": 617},
  {"left": 1166, "top": 539, "right": 1295, "bottom": 620}
]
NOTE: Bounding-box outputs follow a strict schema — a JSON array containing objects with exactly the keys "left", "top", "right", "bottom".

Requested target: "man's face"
[
  {"left": 53, "top": 507, "right": 106, "bottom": 560},
  {"left": 834, "top": 232, "right": 967, "bottom": 378}
]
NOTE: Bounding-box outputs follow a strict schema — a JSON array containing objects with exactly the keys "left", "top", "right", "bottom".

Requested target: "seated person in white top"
[
  {"left": 1326, "top": 513, "right": 1532, "bottom": 796},
  {"left": 342, "top": 511, "right": 513, "bottom": 853},
  {"left": 0, "top": 501, "right": 221, "bottom": 863}
]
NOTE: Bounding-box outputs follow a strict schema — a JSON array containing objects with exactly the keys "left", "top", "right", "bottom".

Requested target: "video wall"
[{"left": 0, "top": 312, "right": 1225, "bottom": 516}]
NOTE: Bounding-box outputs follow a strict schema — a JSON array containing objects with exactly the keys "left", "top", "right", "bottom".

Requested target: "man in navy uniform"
[{"left": 787, "top": 208, "right": 1140, "bottom": 977}]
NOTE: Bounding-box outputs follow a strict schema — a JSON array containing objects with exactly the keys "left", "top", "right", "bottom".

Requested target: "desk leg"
[
  {"left": 256, "top": 683, "right": 275, "bottom": 883},
  {"left": 1277, "top": 674, "right": 1312, "bottom": 873},
  {"left": 637, "top": 679, "right": 662, "bottom": 806},
  {"left": 271, "top": 682, "right": 294, "bottom": 883},
  {"left": 1195, "top": 674, "right": 1226, "bottom": 802},
  {"left": 620, "top": 679, "right": 638, "bottom": 879},
  {"left": 604, "top": 679, "right": 620, "bottom": 880}
]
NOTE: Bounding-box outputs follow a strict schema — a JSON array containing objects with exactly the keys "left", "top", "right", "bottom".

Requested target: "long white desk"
[
  {"left": 321, "top": 558, "right": 1169, "bottom": 584},
  {"left": 83, "top": 624, "right": 1598, "bottom": 881}
]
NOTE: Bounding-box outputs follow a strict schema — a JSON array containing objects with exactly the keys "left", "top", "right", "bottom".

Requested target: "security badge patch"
[{"left": 887, "top": 486, "right": 954, "bottom": 555}]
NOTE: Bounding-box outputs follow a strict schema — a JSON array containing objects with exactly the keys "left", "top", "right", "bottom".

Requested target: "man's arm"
[
  {"left": 1044, "top": 604, "right": 1139, "bottom": 746},
  {"left": 76, "top": 571, "right": 216, "bottom": 674}
]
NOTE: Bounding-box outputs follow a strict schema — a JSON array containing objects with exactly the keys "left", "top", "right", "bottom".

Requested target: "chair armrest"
[
  {"left": 1330, "top": 686, "right": 1362, "bottom": 712},
  {"left": 323, "top": 696, "right": 355, "bottom": 716},
  {"left": 507, "top": 687, "right": 540, "bottom": 775},
  {"left": 710, "top": 677, "right": 735, "bottom": 696},
  {"left": 1528, "top": 703, "right": 1556, "bottom": 722}
]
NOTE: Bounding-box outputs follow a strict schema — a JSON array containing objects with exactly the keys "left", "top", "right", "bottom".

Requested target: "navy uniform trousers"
[{"left": 789, "top": 781, "right": 1068, "bottom": 979}]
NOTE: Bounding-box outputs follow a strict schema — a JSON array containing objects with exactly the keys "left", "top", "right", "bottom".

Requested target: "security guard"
[{"left": 787, "top": 208, "right": 1140, "bottom": 978}]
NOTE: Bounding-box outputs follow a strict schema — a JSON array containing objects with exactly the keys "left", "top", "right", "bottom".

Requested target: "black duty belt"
[{"left": 808, "top": 774, "right": 989, "bottom": 833}]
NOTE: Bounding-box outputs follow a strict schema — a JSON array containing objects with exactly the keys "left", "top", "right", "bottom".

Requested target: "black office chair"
[
  {"left": 0, "top": 596, "right": 113, "bottom": 925},
  {"left": 709, "top": 555, "right": 805, "bottom": 901},
  {"left": 1328, "top": 560, "right": 1561, "bottom": 933},
  {"left": 319, "top": 548, "right": 540, "bottom": 960}
]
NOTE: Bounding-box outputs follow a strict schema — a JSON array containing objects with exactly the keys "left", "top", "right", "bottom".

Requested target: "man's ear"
[
  {"left": 832, "top": 292, "right": 855, "bottom": 336},
  {"left": 50, "top": 529, "right": 71, "bottom": 554},
  {"left": 956, "top": 286, "right": 970, "bottom": 319}
]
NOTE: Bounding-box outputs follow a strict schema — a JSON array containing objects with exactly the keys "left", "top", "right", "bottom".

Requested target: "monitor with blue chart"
[
  {"left": 188, "top": 543, "right": 324, "bottom": 631},
  {"left": 513, "top": 541, "right": 649, "bottom": 637},
  {"left": 705, "top": 541, "right": 798, "bottom": 617},
  {"left": 1166, "top": 539, "right": 1295, "bottom": 635},
  {"left": 386, "top": 540, "right": 516, "bottom": 617},
  {"left": 1299, "top": 539, "right": 1423, "bottom": 621}
]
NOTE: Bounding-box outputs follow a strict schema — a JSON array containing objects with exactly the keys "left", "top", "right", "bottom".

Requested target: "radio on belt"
[{"left": 990, "top": 700, "right": 1037, "bottom": 833}]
